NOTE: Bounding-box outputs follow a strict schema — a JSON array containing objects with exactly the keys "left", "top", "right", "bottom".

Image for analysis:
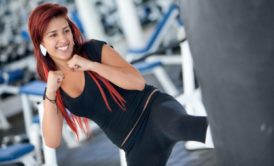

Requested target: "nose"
[{"left": 58, "top": 33, "right": 68, "bottom": 43}]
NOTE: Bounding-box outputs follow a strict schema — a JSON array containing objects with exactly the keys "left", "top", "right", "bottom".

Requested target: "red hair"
[{"left": 28, "top": 3, "right": 126, "bottom": 139}]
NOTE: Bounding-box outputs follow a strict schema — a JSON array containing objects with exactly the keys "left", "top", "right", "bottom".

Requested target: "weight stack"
[{"left": 179, "top": 0, "right": 274, "bottom": 165}]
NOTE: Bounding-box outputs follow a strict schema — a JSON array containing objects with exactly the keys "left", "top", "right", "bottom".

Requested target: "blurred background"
[{"left": 0, "top": 0, "right": 217, "bottom": 165}]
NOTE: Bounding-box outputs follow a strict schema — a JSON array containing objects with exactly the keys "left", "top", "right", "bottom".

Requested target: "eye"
[
  {"left": 49, "top": 33, "right": 57, "bottom": 38},
  {"left": 65, "top": 29, "right": 71, "bottom": 33}
]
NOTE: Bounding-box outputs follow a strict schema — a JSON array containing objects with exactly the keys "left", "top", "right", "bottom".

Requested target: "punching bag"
[{"left": 179, "top": 0, "right": 274, "bottom": 166}]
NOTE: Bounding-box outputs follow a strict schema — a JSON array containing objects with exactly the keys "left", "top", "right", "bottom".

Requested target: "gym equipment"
[
  {"left": 178, "top": 40, "right": 210, "bottom": 150},
  {"left": 126, "top": 3, "right": 185, "bottom": 96},
  {"left": 127, "top": 3, "right": 182, "bottom": 60},
  {"left": 94, "top": 0, "right": 123, "bottom": 38},
  {"left": 0, "top": 143, "right": 37, "bottom": 166},
  {"left": 20, "top": 80, "right": 58, "bottom": 166},
  {"left": 0, "top": 68, "right": 25, "bottom": 130},
  {"left": 1, "top": 134, "right": 29, "bottom": 147},
  {"left": 180, "top": 0, "right": 274, "bottom": 165},
  {"left": 134, "top": 60, "right": 179, "bottom": 96}
]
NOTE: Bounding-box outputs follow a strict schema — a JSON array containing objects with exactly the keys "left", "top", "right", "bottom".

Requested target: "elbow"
[
  {"left": 136, "top": 77, "right": 146, "bottom": 91},
  {"left": 42, "top": 130, "right": 62, "bottom": 148},
  {"left": 44, "top": 139, "right": 61, "bottom": 149}
]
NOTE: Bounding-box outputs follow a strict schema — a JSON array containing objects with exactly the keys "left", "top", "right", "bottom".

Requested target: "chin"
[
  {"left": 63, "top": 54, "right": 73, "bottom": 60},
  {"left": 58, "top": 51, "right": 73, "bottom": 60}
]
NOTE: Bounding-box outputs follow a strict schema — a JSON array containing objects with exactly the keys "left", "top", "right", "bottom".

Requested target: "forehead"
[{"left": 46, "top": 16, "right": 69, "bottom": 32}]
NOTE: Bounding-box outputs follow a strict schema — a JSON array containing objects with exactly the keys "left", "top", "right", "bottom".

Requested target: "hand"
[
  {"left": 47, "top": 70, "right": 65, "bottom": 95},
  {"left": 67, "top": 54, "right": 93, "bottom": 72}
]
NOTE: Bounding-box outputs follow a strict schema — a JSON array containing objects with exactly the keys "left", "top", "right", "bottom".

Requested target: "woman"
[{"left": 28, "top": 3, "right": 212, "bottom": 166}]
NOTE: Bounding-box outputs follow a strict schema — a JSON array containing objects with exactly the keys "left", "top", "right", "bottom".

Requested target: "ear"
[{"left": 40, "top": 44, "right": 47, "bottom": 56}]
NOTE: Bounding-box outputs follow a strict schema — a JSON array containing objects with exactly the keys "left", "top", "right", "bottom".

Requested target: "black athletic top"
[{"left": 60, "top": 39, "right": 157, "bottom": 151}]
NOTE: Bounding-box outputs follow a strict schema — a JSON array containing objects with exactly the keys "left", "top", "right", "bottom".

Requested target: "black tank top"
[{"left": 61, "top": 39, "right": 157, "bottom": 150}]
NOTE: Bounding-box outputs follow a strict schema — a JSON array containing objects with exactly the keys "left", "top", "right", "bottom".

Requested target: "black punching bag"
[{"left": 179, "top": 1, "right": 274, "bottom": 166}]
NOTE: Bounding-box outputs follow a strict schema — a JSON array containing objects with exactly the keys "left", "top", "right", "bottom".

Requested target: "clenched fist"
[
  {"left": 67, "top": 54, "right": 94, "bottom": 72},
  {"left": 46, "top": 70, "right": 65, "bottom": 95}
]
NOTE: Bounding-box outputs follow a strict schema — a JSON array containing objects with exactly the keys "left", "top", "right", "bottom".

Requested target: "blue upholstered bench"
[
  {"left": 19, "top": 80, "right": 46, "bottom": 96},
  {"left": 0, "top": 143, "right": 36, "bottom": 166}
]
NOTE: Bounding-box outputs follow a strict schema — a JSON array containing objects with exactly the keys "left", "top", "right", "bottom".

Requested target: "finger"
[
  {"left": 57, "top": 78, "right": 61, "bottom": 84},
  {"left": 68, "top": 55, "right": 78, "bottom": 66},
  {"left": 67, "top": 62, "right": 77, "bottom": 71},
  {"left": 67, "top": 63, "right": 73, "bottom": 69},
  {"left": 57, "top": 76, "right": 64, "bottom": 84},
  {"left": 74, "top": 64, "right": 81, "bottom": 69}
]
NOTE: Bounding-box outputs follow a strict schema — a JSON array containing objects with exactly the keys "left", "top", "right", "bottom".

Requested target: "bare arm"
[
  {"left": 68, "top": 44, "right": 146, "bottom": 90},
  {"left": 42, "top": 71, "right": 64, "bottom": 148},
  {"left": 91, "top": 45, "right": 145, "bottom": 90}
]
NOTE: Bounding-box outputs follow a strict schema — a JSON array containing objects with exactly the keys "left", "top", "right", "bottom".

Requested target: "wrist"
[
  {"left": 44, "top": 87, "right": 56, "bottom": 99},
  {"left": 43, "top": 87, "right": 57, "bottom": 104},
  {"left": 88, "top": 61, "right": 97, "bottom": 71}
]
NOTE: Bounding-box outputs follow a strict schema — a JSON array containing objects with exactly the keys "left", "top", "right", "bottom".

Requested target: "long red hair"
[{"left": 28, "top": 3, "right": 126, "bottom": 139}]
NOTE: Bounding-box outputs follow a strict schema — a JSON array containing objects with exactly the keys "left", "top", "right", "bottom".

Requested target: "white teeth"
[{"left": 57, "top": 45, "right": 69, "bottom": 51}]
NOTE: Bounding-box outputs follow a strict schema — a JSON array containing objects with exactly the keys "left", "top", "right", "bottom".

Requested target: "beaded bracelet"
[{"left": 43, "top": 87, "right": 56, "bottom": 104}]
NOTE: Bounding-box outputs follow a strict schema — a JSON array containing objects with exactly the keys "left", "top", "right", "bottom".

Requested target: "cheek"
[
  {"left": 71, "top": 40, "right": 75, "bottom": 47},
  {"left": 70, "top": 35, "right": 75, "bottom": 46},
  {"left": 47, "top": 43, "right": 56, "bottom": 52},
  {"left": 44, "top": 43, "right": 57, "bottom": 56}
]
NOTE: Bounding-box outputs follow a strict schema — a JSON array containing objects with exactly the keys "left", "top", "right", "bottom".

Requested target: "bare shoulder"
[{"left": 101, "top": 44, "right": 130, "bottom": 68}]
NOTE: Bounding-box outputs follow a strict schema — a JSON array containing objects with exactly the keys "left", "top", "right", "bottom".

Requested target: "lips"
[{"left": 56, "top": 45, "right": 69, "bottom": 51}]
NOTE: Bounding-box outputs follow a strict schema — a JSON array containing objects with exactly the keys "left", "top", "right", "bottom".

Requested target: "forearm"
[
  {"left": 89, "top": 62, "right": 145, "bottom": 90},
  {"left": 42, "top": 89, "right": 63, "bottom": 148}
]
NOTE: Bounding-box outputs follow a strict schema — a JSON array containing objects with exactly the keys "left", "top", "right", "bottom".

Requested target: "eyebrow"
[{"left": 46, "top": 26, "right": 70, "bottom": 35}]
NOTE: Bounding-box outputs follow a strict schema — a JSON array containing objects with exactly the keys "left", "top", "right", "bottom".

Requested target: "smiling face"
[{"left": 41, "top": 16, "right": 74, "bottom": 64}]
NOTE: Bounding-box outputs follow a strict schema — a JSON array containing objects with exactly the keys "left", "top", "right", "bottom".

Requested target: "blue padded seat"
[
  {"left": 0, "top": 69, "right": 24, "bottom": 84},
  {"left": 0, "top": 76, "right": 4, "bottom": 84},
  {"left": 0, "top": 144, "right": 34, "bottom": 162},
  {"left": 19, "top": 80, "right": 46, "bottom": 96}
]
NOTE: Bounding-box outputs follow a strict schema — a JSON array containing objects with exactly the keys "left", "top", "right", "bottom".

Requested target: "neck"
[{"left": 53, "top": 59, "right": 71, "bottom": 73}]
